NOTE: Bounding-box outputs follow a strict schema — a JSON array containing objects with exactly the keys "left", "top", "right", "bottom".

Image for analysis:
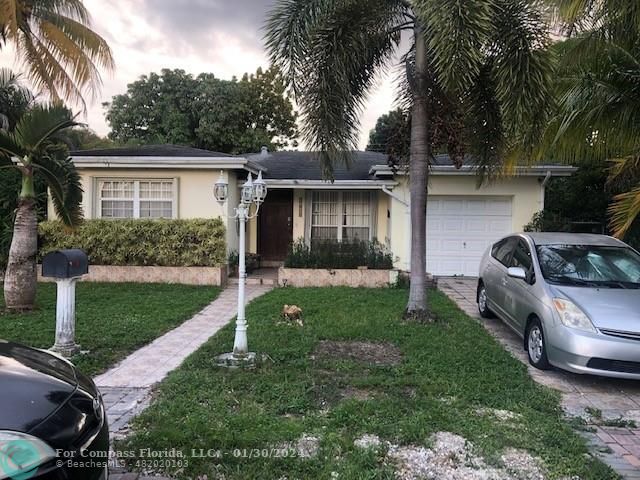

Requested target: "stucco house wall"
[
  {"left": 388, "top": 175, "right": 545, "bottom": 270},
  {"left": 49, "top": 145, "right": 574, "bottom": 276}
]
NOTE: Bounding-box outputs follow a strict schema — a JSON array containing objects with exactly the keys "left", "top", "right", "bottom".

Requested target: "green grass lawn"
[
  {"left": 0, "top": 282, "right": 220, "bottom": 376},
  {"left": 121, "top": 287, "right": 616, "bottom": 480}
]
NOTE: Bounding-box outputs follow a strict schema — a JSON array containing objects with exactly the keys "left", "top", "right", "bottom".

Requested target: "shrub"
[
  {"left": 524, "top": 211, "right": 570, "bottom": 233},
  {"left": 284, "top": 238, "right": 393, "bottom": 269},
  {"left": 39, "top": 219, "right": 226, "bottom": 267}
]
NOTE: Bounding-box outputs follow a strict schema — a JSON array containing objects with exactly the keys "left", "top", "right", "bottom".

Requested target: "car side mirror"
[{"left": 507, "top": 266, "right": 527, "bottom": 281}]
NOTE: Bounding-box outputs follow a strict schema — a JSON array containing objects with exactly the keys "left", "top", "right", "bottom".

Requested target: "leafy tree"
[
  {"left": 524, "top": 161, "right": 640, "bottom": 248},
  {"left": 0, "top": 104, "right": 81, "bottom": 310},
  {"left": 61, "top": 127, "right": 113, "bottom": 150},
  {"left": 366, "top": 108, "right": 410, "bottom": 164},
  {"left": 0, "top": 0, "right": 114, "bottom": 105},
  {"left": 105, "top": 67, "right": 298, "bottom": 154},
  {"left": 104, "top": 69, "right": 199, "bottom": 146},
  {"left": 541, "top": 1, "right": 640, "bottom": 238},
  {"left": 265, "top": 0, "right": 554, "bottom": 318}
]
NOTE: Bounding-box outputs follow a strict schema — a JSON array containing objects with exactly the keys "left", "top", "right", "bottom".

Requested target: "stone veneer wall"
[
  {"left": 278, "top": 267, "right": 399, "bottom": 288},
  {"left": 37, "top": 265, "right": 228, "bottom": 287}
]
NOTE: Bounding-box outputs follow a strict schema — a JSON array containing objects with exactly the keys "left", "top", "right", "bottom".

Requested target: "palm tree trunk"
[
  {"left": 3, "top": 172, "right": 38, "bottom": 310},
  {"left": 405, "top": 27, "right": 430, "bottom": 320}
]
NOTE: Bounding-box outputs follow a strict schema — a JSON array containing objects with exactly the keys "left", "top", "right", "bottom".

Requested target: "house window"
[
  {"left": 311, "top": 191, "right": 372, "bottom": 243},
  {"left": 98, "top": 179, "right": 175, "bottom": 219}
]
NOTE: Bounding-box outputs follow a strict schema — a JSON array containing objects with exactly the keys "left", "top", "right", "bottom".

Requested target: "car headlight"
[
  {"left": 0, "top": 431, "right": 57, "bottom": 480},
  {"left": 552, "top": 298, "right": 596, "bottom": 332}
]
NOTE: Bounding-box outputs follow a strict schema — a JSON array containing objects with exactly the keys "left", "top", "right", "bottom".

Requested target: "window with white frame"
[
  {"left": 311, "top": 191, "right": 372, "bottom": 243},
  {"left": 98, "top": 179, "right": 175, "bottom": 219}
]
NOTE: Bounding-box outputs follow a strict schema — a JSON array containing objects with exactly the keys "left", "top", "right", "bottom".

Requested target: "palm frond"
[
  {"left": 489, "top": 0, "right": 555, "bottom": 147},
  {"left": 3, "top": 0, "right": 114, "bottom": 106},
  {"left": 609, "top": 185, "right": 640, "bottom": 238},
  {"left": 0, "top": 68, "right": 34, "bottom": 130},
  {"left": 32, "top": 148, "right": 82, "bottom": 227},
  {"left": 13, "top": 104, "right": 78, "bottom": 154},
  {"left": 0, "top": 129, "right": 24, "bottom": 159},
  {"left": 266, "top": 0, "right": 406, "bottom": 178},
  {"left": 414, "top": 0, "right": 494, "bottom": 93}
]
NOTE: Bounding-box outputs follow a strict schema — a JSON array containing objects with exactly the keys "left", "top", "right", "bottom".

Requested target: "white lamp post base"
[
  {"left": 50, "top": 342, "right": 81, "bottom": 357},
  {"left": 216, "top": 351, "right": 257, "bottom": 368},
  {"left": 50, "top": 278, "right": 81, "bottom": 358}
]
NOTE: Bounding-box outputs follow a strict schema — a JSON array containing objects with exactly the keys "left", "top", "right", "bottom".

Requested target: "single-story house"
[{"left": 53, "top": 144, "right": 575, "bottom": 276}]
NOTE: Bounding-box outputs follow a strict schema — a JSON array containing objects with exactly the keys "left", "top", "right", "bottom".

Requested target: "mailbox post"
[{"left": 41, "top": 249, "right": 89, "bottom": 357}]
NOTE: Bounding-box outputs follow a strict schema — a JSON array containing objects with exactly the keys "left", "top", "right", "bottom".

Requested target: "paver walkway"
[
  {"left": 439, "top": 277, "right": 640, "bottom": 479},
  {"left": 95, "top": 284, "right": 272, "bottom": 439}
]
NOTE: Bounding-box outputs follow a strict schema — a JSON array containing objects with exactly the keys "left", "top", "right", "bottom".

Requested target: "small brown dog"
[{"left": 282, "top": 304, "right": 303, "bottom": 325}]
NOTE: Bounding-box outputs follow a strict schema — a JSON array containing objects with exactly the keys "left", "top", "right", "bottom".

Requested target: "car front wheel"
[
  {"left": 526, "top": 318, "right": 550, "bottom": 370},
  {"left": 477, "top": 283, "right": 494, "bottom": 318}
]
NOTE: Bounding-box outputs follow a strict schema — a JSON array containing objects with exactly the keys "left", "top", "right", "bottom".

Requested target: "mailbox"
[{"left": 42, "top": 249, "right": 89, "bottom": 279}]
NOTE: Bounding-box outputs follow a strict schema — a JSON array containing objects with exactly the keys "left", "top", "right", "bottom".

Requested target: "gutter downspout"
[
  {"left": 540, "top": 170, "right": 552, "bottom": 211},
  {"left": 381, "top": 186, "right": 410, "bottom": 271}
]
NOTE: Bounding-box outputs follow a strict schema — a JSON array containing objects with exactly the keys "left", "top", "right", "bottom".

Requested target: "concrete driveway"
[{"left": 439, "top": 277, "right": 640, "bottom": 478}]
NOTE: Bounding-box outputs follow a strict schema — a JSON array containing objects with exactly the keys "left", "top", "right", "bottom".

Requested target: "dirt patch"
[
  {"left": 340, "top": 386, "right": 376, "bottom": 401},
  {"left": 354, "top": 431, "right": 547, "bottom": 480},
  {"left": 313, "top": 340, "right": 403, "bottom": 366}
]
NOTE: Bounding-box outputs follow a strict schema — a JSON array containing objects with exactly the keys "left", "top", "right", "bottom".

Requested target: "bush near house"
[
  {"left": 39, "top": 219, "right": 226, "bottom": 267},
  {"left": 284, "top": 238, "right": 393, "bottom": 269}
]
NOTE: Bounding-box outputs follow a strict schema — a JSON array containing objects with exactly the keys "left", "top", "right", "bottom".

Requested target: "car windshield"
[{"left": 536, "top": 244, "right": 640, "bottom": 288}]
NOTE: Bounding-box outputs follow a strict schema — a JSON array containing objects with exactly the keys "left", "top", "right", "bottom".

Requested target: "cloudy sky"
[{"left": 2, "top": 0, "right": 398, "bottom": 150}]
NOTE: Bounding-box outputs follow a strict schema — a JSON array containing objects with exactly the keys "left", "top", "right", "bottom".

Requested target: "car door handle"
[{"left": 501, "top": 277, "right": 508, "bottom": 286}]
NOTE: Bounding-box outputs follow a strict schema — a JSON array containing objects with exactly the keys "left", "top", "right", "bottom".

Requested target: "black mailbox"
[{"left": 42, "top": 249, "right": 89, "bottom": 279}]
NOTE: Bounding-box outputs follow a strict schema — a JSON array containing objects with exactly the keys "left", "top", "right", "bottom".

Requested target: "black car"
[{"left": 0, "top": 340, "right": 109, "bottom": 480}]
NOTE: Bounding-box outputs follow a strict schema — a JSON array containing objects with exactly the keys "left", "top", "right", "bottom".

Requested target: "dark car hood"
[
  {"left": 0, "top": 340, "right": 77, "bottom": 432},
  {"left": 555, "top": 286, "right": 640, "bottom": 332}
]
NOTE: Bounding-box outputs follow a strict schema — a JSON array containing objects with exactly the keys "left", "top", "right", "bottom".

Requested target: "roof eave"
[
  {"left": 70, "top": 156, "right": 266, "bottom": 174},
  {"left": 369, "top": 164, "right": 577, "bottom": 177},
  {"left": 259, "top": 179, "right": 398, "bottom": 189}
]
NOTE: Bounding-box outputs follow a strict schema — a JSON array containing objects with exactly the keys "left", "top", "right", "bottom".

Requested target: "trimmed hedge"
[
  {"left": 39, "top": 219, "right": 226, "bottom": 267},
  {"left": 284, "top": 238, "right": 394, "bottom": 269}
]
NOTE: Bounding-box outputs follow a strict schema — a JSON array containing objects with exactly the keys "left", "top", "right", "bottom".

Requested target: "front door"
[{"left": 258, "top": 190, "right": 293, "bottom": 262}]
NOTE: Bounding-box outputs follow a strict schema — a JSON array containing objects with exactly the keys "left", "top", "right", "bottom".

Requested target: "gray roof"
[
  {"left": 71, "top": 144, "right": 233, "bottom": 158},
  {"left": 249, "top": 150, "right": 387, "bottom": 181},
  {"left": 524, "top": 233, "right": 625, "bottom": 247}
]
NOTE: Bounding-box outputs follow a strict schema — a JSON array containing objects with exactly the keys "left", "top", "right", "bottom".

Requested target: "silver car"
[{"left": 477, "top": 233, "right": 640, "bottom": 379}]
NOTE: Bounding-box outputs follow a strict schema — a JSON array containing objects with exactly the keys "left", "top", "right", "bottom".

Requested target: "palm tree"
[
  {"left": 265, "top": 0, "right": 554, "bottom": 319},
  {"left": 0, "top": 0, "right": 114, "bottom": 106},
  {"left": 0, "top": 104, "right": 82, "bottom": 310},
  {"left": 543, "top": 1, "right": 640, "bottom": 238}
]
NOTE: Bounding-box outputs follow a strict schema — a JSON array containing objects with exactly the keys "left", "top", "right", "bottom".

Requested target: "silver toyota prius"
[{"left": 477, "top": 233, "right": 640, "bottom": 379}]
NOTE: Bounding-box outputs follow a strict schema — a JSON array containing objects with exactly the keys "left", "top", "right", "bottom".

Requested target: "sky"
[{"left": 1, "top": 0, "right": 398, "bottom": 150}]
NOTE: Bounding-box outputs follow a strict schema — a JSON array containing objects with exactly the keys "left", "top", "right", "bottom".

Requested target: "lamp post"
[{"left": 214, "top": 170, "right": 267, "bottom": 367}]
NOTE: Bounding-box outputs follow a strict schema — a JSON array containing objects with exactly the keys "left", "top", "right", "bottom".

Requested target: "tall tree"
[
  {"left": 0, "top": 104, "right": 82, "bottom": 310},
  {"left": 266, "top": 0, "right": 554, "bottom": 319},
  {"left": 0, "top": 0, "right": 114, "bottom": 106},
  {"left": 366, "top": 108, "right": 410, "bottom": 164},
  {"left": 105, "top": 67, "right": 298, "bottom": 154},
  {"left": 541, "top": 2, "right": 640, "bottom": 238},
  {"left": 62, "top": 126, "right": 113, "bottom": 150}
]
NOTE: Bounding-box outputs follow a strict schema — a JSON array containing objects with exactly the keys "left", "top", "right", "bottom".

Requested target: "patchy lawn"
[
  {"left": 121, "top": 287, "right": 616, "bottom": 479},
  {"left": 0, "top": 282, "right": 219, "bottom": 376}
]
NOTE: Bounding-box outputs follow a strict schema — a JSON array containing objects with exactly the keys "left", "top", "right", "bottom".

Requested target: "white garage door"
[{"left": 426, "top": 196, "right": 512, "bottom": 277}]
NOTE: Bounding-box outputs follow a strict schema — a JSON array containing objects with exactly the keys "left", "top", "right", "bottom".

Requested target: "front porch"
[{"left": 245, "top": 187, "right": 392, "bottom": 264}]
